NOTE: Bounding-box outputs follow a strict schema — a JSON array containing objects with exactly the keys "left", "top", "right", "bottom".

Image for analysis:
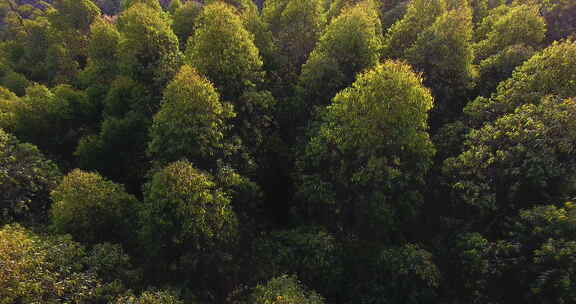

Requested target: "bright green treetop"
[
  {"left": 473, "top": 4, "right": 546, "bottom": 62},
  {"left": 406, "top": 6, "right": 476, "bottom": 125},
  {"left": 465, "top": 40, "right": 576, "bottom": 125},
  {"left": 186, "top": 1, "right": 264, "bottom": 101},
  {"left": 445, "top": 96, "right": 576, "bottom": 219},
  {"left": 147, "top": 65, "right": 235, "bottom": 169},
  {"left": 139, "top": 160, "right": 239, "bottom": 262},
  {"left": 117, "top": 3, "right": 181, "bottom": 93},
  {"left": 297, "top": 60, "right": 435, "bottom": 241},
  {"left": 298, "top": 0, "right": 382, "bottom": 108},
  {"left": 382, "top": 0, "right": 447, "bottom": 59},
  {"left": 250, "top": 275, "right": 325, "bottom": 304},
  {"left": 50, "top": 169, "right": 139, "bottom": 244}
]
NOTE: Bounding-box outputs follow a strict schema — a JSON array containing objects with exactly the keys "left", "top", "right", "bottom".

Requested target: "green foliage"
[
  {"left": 382, "top": 0, "right": 447, "bottom": 59},
  {"left": 465, "top": 40, "right": 576, "bottom": 126},
  {"left": 406, "top": 6, "right": 476, "bottom": 124},
  {"left": 139, "top": 160, "right": 239, "bottom": 264},
  {"left": 297, "top": 61, "right": 434, "bottom": 241},
  {"left": 249, "top": 275, "right": 325, "bottom": 304},
  {"left": 185, "top": 1, "right": 264, "bottom": 101},
  {"left": 473, "top": 4, "right": 545, "bottom": 62},
  {"left": 50, "top": 169, "right": 139, "bottom": 244},
  {"left": 76, "top": 77, "right": 151, "bottom": 186},
  {"left": 80, "top": 17, "right": 121, "bottom": 89},
  {"left": 147, "top": 65, "right": 236, "bottom": 169},
  {"left": 254, "top": 227, "right": 343, "bottom": 297},
  {"left": 263, "top": 0, "right": 327, "bottom": 87},
  {"left": 538, "top": 0, "right": 576, "bottom": 42},
  {"left": 469, "top": 0, "right": 505, "bottom": 25},
  {"left": 445, "top": 96, "right": 576, "bottom": 220},
  {"left": 240, "top": 0, "right": 276, "bottom": 72},
  {"left": 77, "top": 113, "right": 149, "bottom": 181},
  {"left": 4, "top": 16, "right": 60, "bottom": 84},
  {"left": 0, "top": 70, "right": 29, "bottom": 96},
  {"left": 3, "top": 83, "right": 95, "bottom": 159},
  {"left": 49, "top": 0, "right": 101, "bottom": 33},
  {"left": 0, "top": 224, "right": 125, "bottom": 304},
  {"left": 447, "top": 232, "right": 519, "bottom": 303},
  {"left": 85, "top": 242, "right": 141, "bottom": 285},
  {"left": 167, "top": 0, "right": 182, "bottom": 14},
  {"left": 360, "top": 244, "right": 441, "bottom": 304},
  {"left": 298, "top": 1, "right": 382, "bottom": 108},
  {"left": 121, "top": 0, "right": 162, "bottom": 11},
  {"left": 0, "top": 128, "right": 61, "bottom": 225},
  {"left": 117, "top": 3, "right": 181, "bottom": 93},
  {"left": 476, "top": 43, "right": 536, "bottom": 96},
  {"left": 171, "top": 1, "right": 201, "bottom": 49},
  {"left": 113, "top": 290, "right": 184, "bottom": 304},
  {"left": 0, "top": 87, "right": 19, "bottom": 128}
]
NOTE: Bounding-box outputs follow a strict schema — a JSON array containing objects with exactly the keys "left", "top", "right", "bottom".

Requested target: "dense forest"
[{"left": 0, "top": 0, "right": 576, "bottom": 302}]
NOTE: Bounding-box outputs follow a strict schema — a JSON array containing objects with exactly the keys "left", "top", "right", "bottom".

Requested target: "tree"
[
  {"left": 138, "top": 160, "right": 239, "bottom": 270},
  {"left": 185, "top": 1, "right": 264, "bottom": 102},
  {"left": 535, "top": 0, "right": 576, "bottom": 43},
  {"left": 0, "top": 224, "right": 127, "bottom": 303},
  {"left": 113, "top": 290, "right": 184, "bottom": 304},
  {"left": 359, "top": 244, "right": 441, "bottom": 304},
  {"left": 49, "top": 0, "right": 101, "bottom": 34},
  {"left": 167, "top": 0, "right": 182, "bottom": 14},
  {"left": 254, "top": 227, "right": 343, "bottom": 298},
  {"left": 171, "top": 0, "right": 201, "bottom": 49},
  {"left": 0, "top": 128, "right": 61, "bottom": 225},
  {"left": 50, "top": 169, "right": 139, "bottom": 244},
  {"left": 465, "top": 40, "right": 576, "bottom": 126},
  {"left": 445, "top": 232, "right": 518, "bottom": 303},
  {"left": 121, "top": 0, "right": 162, "bottom": 11},
  {"left": 296, "top": 61, "right": 435, "bottom": 242},
  {"left": 476, "top": 43, "right": 535, "bottom": 96},
  {"left": 473, "top": 4, "right": 545, "bottom": 62},
  {"left": 262, "top": 0, "right": 327, "bottom": 92},
  {"left": 147, "top": 65, "right": 236, "bottom": 169},
  {"left": 444, "top": 96, "right": 576, "bottom": 225},
  {"left": 469, "top": 0, "right": 505, "bottom": 25},
  {"left": 249, "top": 275, "right": 325, "bottom": 304},
  {"left": 75, "top": 76, "right": 152, "bottom": 189},
  {"left": 381, "top": 0, "right": 447, "bottom": 59},
  {"left": 117, "top": 3, "right": 181, "bottom": 94},
  {"left": 445, "top": 202, "right": 576, "bottom": 304},
  {"left": 80, "top": 17, "right": 121, "bottom": 90},
  {"left": 405, "top": 6, "right": 476, "bottom": 127},
  {"left": 298, "top": 0, "right": 383, "bottom": 110},
  {"left": 4, "top": 83, "right": 95, "bottom": 161}
]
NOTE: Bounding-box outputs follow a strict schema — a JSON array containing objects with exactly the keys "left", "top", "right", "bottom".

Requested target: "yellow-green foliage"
[
  {"left": 0, "top": 128, "right": 61, "bottom": 225},
  {"left": 298, "top": 60, "right": 434, "bottom": 241},
  {"left": 50, "top": 169, "right": 138, "bottom": 244},
  {"left": 139, "top": 160, "right": 238, "bottom": 260},
  {"left": 117, "top": 3, "right": 180, "bottom": 90},
  {"left": 113, "top": 290, "right": 184, "bottom": 304},
  {"left": 0, "top": 224, "right": 107, "bottom": 304},
  {"left": 171, "top": 1, "right": 202, "bottom": 49},
  {"left": 465, "top": 40, "right": 576, "bottom": 124},
  {"left": 406, "top": 5, "right": 476, "bottom": 119},
  {"left": 147, "top": 65, "right": 235, "bottom": 168},
  {"left": 250, "top": 275, "right": 325, "bottom": 304},
  {"left": 382, "top": 0, "right": 447, "bottom": 58},
  {"left": 446, "top": 96, "right": 576, "bottom": 215},
  {"left": 474, "top": 4, "right": 546, "bottom": 62},
  {"left": 186, "top": 1, "right": 264, "bottom": 100},
  {"left": 299, "top": 0, "right": 383, "bottom": 105},
  {"left": 263, "top": 0, "right": 327, "bottom": 79}
]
